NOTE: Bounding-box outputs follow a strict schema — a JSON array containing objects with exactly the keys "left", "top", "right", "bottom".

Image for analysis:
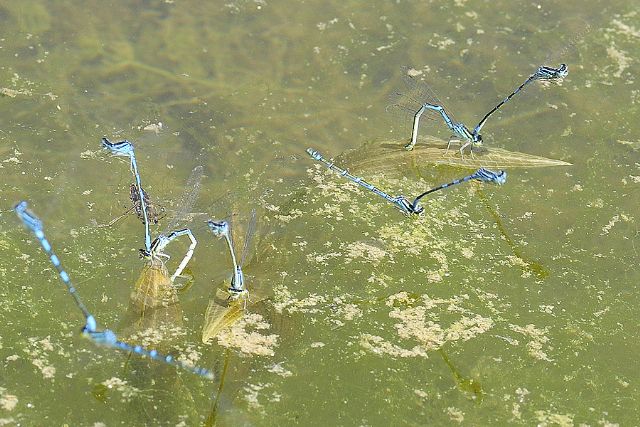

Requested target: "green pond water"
[{"left": 1, "top": 1, "right": 639, "bottom": 425}]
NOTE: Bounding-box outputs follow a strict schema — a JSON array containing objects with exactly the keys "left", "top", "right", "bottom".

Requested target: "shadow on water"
[
  {"left": 476, "top": 188, "right": 550, "bottom": 280},
  {"left": 438, "top": 348, "right": 484, "bottom": 403}
]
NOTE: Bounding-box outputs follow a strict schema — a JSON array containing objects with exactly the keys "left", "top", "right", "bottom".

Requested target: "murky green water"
[{"left": 1, "top": 1, "right": 639, "bottom": 425}]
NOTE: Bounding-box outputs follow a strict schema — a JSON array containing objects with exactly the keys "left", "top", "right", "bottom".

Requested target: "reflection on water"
[{"left": 0, "top": 0, "right": 638, "bottom": 425}]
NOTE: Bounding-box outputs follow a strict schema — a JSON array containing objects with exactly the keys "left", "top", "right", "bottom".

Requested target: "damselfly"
[
  {"left": 14, "top": 201, "right": 213, "bottom": 379},
  {"left": 387, "top": 64, "right": 568, "bottom": 155},
  {"left": 203, "top": 209, "right": 259, "bottom": 342},
  {"left": 307, "top": 148, "right": 505, "bottom": 215},
  {"left": 101, "top": 138, "right": 153, "bottom": 254},
  {"left": 207, "top": 208, "right": 257, "bottom": 300}
]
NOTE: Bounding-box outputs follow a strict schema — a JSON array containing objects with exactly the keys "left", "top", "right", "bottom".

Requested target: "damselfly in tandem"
[
  {"left": 101, "top": 137, "right": 204, "bottom": 282},
  {"left": 387, "top": 64, "right": 568, "bottom": 155},
  {"left": 307, "top": 148, "right": 505, "bottom": 215},
  {"left": 14, "top": 201, "right": 213, "bottom": 379},
  {"left": 202, "top": 208, "right": 265, "bottom": 343}
]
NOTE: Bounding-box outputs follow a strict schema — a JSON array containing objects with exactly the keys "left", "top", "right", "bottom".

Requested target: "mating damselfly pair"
[
  {"left": 307, "top": 148, "right": 506, "bottom": 215},
  {"left": 388, "top": 63, "right": 568, "bottom": 155},
  {"left": 101, "top": 137, "right": 257, "bottom": 302},
  {"left": 11, "top": 138, "right": 262, "bottom": 379},
  {"left": 307, "top": 63, "right": 569, "bottom": 215},
  {"left": 101, "top": 138, "right": 199, "bottom": 283}
]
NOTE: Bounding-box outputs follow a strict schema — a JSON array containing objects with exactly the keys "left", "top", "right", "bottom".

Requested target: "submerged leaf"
[{"left": 344, "top": 136, "right": 572, "bottom": 175}]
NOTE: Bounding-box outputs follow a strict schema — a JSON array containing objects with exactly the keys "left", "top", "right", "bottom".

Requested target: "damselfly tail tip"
[
  {"left": 410, "top": 205, "right": 424, "bottom": 215},
  {"left": 85, "top": 315, "right": 97, "bottom": 333},
  {"left": 403, "top": 142, "right": 415, "bottom": 151}
]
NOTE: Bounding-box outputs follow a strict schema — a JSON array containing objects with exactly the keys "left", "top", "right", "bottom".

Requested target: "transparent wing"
[
  {"left": 129, "top": 258, "right": 178, "bottom": 313},
  {"left": 386, "top": 66, "right": 454, "bottom": 135},
  {"left": 239, "top": 209, "right": 257, "bottom": 268},
  {"left": 160, "top": 165, "right": 204, "bottom": 235},
  {"left": 202, "top": 287, "right": 245, "bottom": 343}
]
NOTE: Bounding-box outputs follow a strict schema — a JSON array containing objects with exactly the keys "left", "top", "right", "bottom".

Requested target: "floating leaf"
[{"left": 343, "top": 136, "right": 572, "bottom": 176}]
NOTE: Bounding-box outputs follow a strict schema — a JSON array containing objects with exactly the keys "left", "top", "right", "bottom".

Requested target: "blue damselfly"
[
  {"left": 101, "top": 138, "right": 152, "bottom": 254},
  {"left": 202, "top": 208, "right": 260, "bottom": 342},
  {"left": 207, "top": 208, "right": 257, "bottom": 301}
]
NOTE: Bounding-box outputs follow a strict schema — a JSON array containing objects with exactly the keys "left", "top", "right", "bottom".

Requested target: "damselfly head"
[
  {"left": 101, "top": 137, "right": 134, "bottom": 157},
  {"left": 207, "top": 219, "right": 230, "bottom": 237},
  {"left": 495, "top": 170, "right": 507, "bottom": 185},
  {"left": 14, "top": 201, "right": 44, "bottom": 231},
  {"left": 535, "top": 64, "right": 569, "bottom": 82},
  {"left": 14, "top": 201, "right": 28, "bottom": 214},
  {"left": 556, "top": 64, "right": 569, "bottom": 79}
]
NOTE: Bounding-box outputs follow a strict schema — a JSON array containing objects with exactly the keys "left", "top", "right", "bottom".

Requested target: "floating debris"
[{"left": 344, "top": 136, "right": 572, "bottom": 173}]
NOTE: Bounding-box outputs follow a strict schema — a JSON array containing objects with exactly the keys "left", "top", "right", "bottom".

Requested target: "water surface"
[{"left": 0, "top": 0, "right": 638, "bottom": 425}]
